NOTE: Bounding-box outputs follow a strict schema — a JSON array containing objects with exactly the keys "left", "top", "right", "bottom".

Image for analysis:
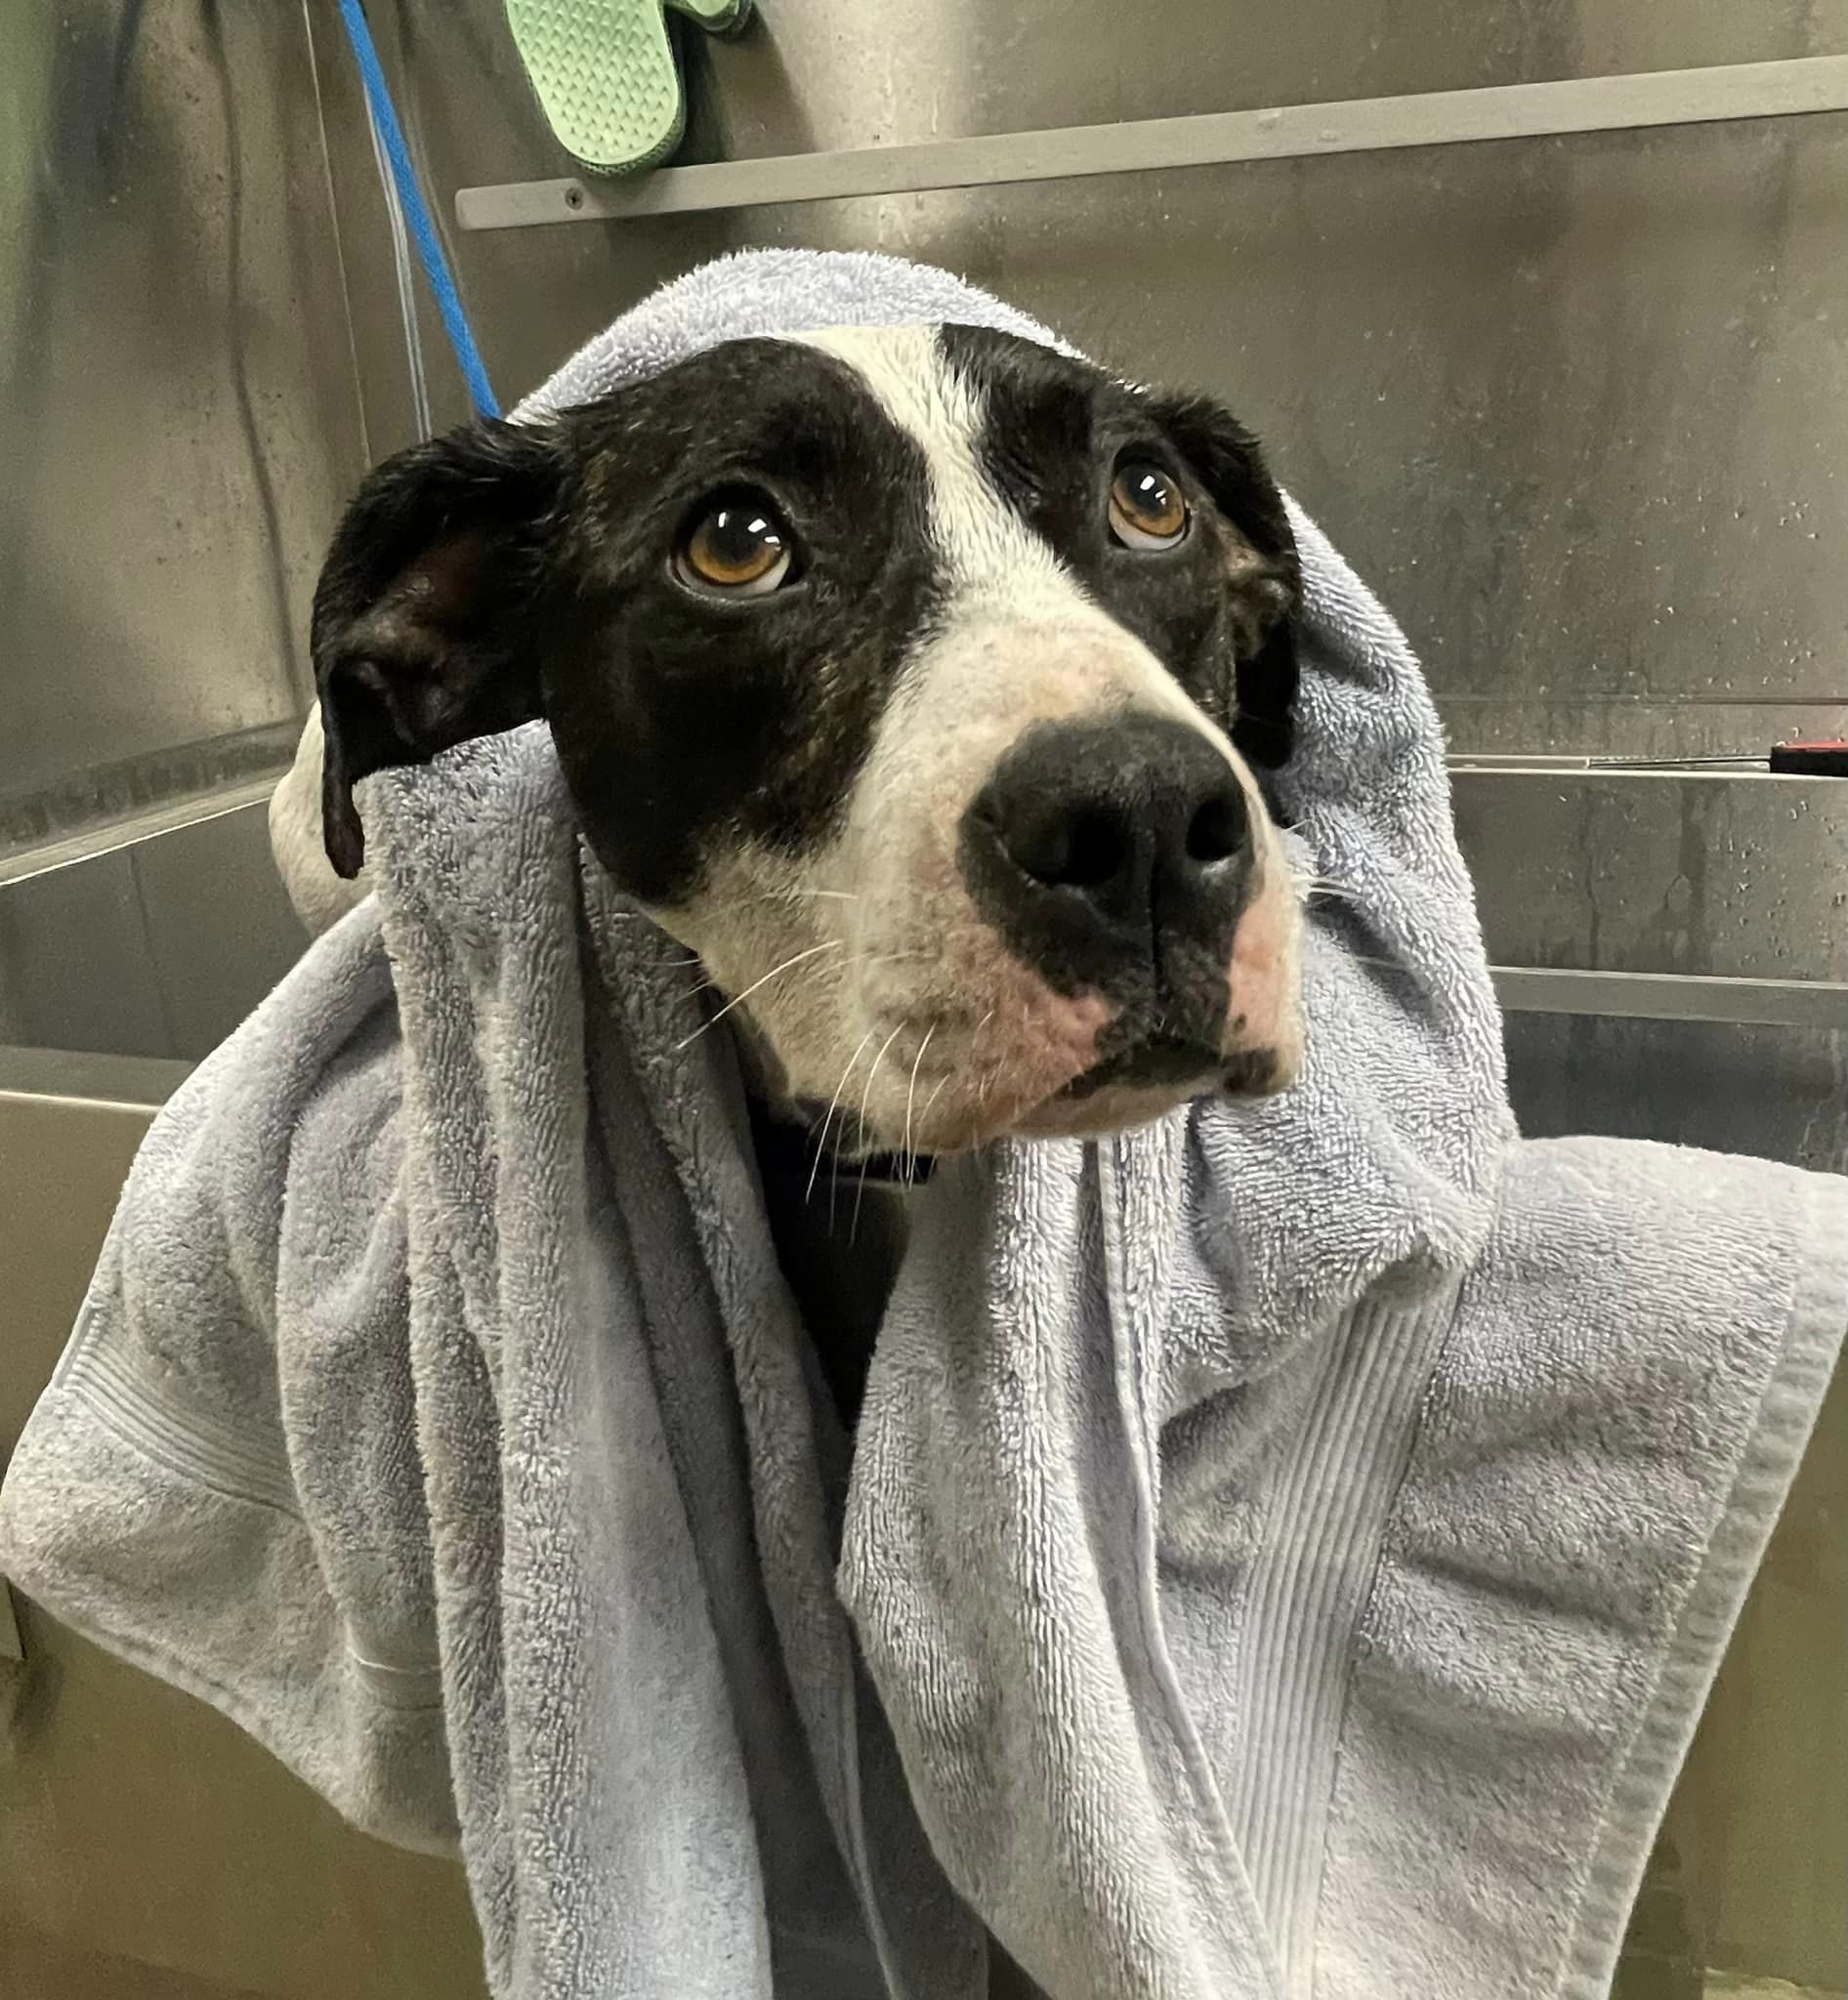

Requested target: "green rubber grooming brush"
[{"left": 504, "top": 0, "right": 753, "bottom": 177}]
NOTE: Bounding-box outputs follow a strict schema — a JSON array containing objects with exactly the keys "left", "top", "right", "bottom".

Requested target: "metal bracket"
[{"left": 457, "top": 56, "right": 1848, "bottom": 231}]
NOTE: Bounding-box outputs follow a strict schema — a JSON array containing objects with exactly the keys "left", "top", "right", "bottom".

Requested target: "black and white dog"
[{"left": 273, "top": 325, "right": 1306, "bottom": 1188}]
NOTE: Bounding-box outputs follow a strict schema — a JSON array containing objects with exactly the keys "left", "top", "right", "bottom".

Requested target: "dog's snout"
[
  {"left": 971, "top": 717, "right": 1251, "bottom": 936},
  {"left": 948, "top": 706, "right": 1300, "bottom": 1133}
]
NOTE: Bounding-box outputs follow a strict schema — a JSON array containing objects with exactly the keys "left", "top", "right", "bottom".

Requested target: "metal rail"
[
  {"left": 0, "top": 1047, "right": 196, "bottom": 1110},
  {"left": 1490, "top": 967, "right": 1848, "bottom": 1032},
  {"left": 457, "top": 56, "right": 1848, "bottom": 231},
  {"left": 2, "top": 965, "right": 1839, "bottom": 1130}
]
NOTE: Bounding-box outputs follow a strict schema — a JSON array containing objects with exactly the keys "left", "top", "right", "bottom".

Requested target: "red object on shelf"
[{"left": 1768, "top": 740, "right": 1848, "bottom": 776}]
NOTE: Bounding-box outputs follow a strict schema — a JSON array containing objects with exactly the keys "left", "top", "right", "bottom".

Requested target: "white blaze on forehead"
[
  {"left": 785, "top": 324, "right": 1071, "bottom": 604},
  {"left": 785, "top": 324, "right": 1242, "bottom": 756}
]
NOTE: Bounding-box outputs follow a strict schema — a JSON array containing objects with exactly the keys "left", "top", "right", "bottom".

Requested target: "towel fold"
[{"left": 3, "top": 250, "right": 1841, "bottom": 2000}]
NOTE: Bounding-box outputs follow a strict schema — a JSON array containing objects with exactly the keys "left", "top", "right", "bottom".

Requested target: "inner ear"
[
  {"left": 1151, "top": 392, "right": 1302, "bottom": 771},
  {"left": 310, "top": 421, "right": 572, "bottom": 876}
]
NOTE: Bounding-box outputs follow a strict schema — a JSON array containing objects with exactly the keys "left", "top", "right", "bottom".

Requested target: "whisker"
[
  {"left": 918, "top": 1004, "right": 989, "bottom": 1135},
  {"left": 806, "top": 1029, "right": 877, "bottom": 1206},
  {"left": 622, "top": 888, "right": 860, "bottom": 916},
  {"left": 850, "top": 1024, "right": 906, "bottom": 1242},
  {"left": 673, "top": 940, "right": 841, "bottom": 1053},
  {"left": 969, "top": 1009, "right": 998, "bottom": 1109},
  {"left": 1299, "top": 875, "right": 1373, "bottom": 910},
  {"left": 902, "top": 1025, "right": 936, "bottom": 1174}
]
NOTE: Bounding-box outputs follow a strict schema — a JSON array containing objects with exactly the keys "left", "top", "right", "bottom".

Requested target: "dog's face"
[{"left": 313, "top": 324, "right": 1304, "bottom": 1154}]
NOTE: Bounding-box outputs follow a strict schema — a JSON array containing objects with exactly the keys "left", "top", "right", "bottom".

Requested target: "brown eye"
[
  {"left": 1108, "top": 461, "right": 1189, "bottom": 551},
  {"left": 675, "top": 491, "right": 794, "bottom": 596}
]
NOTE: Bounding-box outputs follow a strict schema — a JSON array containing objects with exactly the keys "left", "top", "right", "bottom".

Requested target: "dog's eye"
[
  {"left": 1108, "top": 462, "right": 1189, "bottom": 551},
  {"left": 675, "top": 491, "right": 794, "bottom": 597}
]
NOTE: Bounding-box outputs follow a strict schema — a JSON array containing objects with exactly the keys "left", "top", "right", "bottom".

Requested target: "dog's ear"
[
  {"left": 1153, "top": 394, "right": 1301, "bottom": 771},
  {"left": 310, "top": 420, "right": 572, "bottom": 877}
]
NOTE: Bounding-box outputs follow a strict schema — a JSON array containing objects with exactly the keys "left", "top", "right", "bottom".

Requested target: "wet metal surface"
[{"left": 0, "top": 1, "right": 366, "bottom": 852}]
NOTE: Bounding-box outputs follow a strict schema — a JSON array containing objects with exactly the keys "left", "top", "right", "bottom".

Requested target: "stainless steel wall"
[
  {"left": 326, "top": 1, "right": 1847, "bottom": 761},
  {"left": 0, "top": 0, "right": 367, "bottom": 854},
  {"left": 0, "top": 795, "right": 309, "bottom": 1059}
]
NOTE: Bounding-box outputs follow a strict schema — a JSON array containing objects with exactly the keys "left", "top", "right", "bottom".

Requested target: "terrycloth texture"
[{"left": 3, "top": 253, "right": 1843, "bottom": 2000}]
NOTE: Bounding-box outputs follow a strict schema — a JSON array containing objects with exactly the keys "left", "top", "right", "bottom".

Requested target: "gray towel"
[{"left": 2, "top": 252, "right": 1842, "bottom": 2000}]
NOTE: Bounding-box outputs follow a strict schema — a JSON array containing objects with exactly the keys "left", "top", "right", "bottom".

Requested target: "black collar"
[
  {"left": 748, "top": 1101, "right": 935, "bottom": 1192},
  {"left": 844, "top": 1149, "right": 935, "bottom": 1189}
]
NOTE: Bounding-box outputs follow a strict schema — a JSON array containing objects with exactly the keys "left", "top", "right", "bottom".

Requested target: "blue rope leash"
[{"left": 335, "top": 0, "right": 501, "bottom": 420}]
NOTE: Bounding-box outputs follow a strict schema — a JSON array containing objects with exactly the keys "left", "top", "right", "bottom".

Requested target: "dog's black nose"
[
  {"left": 960, "top": 715, "right": 1255, "bottom": 1004},
  {"left": 973, "top": 715, "right": 1248, "bottom": 921}
]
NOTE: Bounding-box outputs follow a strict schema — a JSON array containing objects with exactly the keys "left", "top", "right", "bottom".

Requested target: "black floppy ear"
[
  {"left": 310, "top": 420, "right": 572, "bottom": 877},
  {"left": 1152, "top": 393, "right": 1302, "bottom": 771}
]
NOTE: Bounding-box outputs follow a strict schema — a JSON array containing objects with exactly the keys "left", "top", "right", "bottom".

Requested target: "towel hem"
[
  {"left": 59, "top": 1310, "right": 304, "bottom": 1521},
  {"left": 2, "top": 1383, "right": 455, "bottom": 1854},
  {"left": 55, "top": 1338, "right": 445, "bottom": 1710},
  {"left": 1238, "top": 1280, "right": 1461, "bottom": 1984},
  {"left": 1558, "top": 1170, "right": 1847, "bottom": 1997}
]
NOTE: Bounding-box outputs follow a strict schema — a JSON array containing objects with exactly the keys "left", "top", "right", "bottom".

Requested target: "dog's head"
[{"left": 312, "top": 325, "right": 1304, "bottom": 1153}]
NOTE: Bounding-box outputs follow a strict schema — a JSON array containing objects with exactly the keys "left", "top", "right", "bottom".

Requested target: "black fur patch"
[
  {"left": 543, "top": 342, "right": 944, "bottom": 903},
  {"left": 313, "top": 339, "right": 942, "bottom": 903},
  {"left": 938, "top": 325, "right": 1300, "bottom": 767}
]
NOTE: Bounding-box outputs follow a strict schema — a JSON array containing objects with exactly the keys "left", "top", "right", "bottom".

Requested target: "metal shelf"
[
  {"left": 457, "top": 56, "right": 1848, "bottom": 231},
  {"left": 1489, "top": 968, "right": 1848, "bottom": 1032}
]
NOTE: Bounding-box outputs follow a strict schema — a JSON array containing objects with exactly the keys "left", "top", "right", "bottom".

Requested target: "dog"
[
  {"left": 274, "top": 324, "right": 1306, "bottom": 1414},
  {"left": 281, "top": 326, "right": 1305, "bottom": 1138}
]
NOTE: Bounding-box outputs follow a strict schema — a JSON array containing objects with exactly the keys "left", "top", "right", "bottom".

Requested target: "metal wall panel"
[
  {"left": 318, "top": 3, "right": 1845, "bottom": 759},
  {"left": 1452, "top": 770, "right": 1848, "bottom": 980},
  {"left": 676, "top": 0, "right": 1841, "bottom": 152},
  {"left": 0, "top": 0, "right": 367, "bottom": 854},
  {"left": 1508, "top": 1016, "right": 1846, "bottom": 1171},
  {"left": 0, "top": 802, "right": 307, "bottom": 1061}
]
